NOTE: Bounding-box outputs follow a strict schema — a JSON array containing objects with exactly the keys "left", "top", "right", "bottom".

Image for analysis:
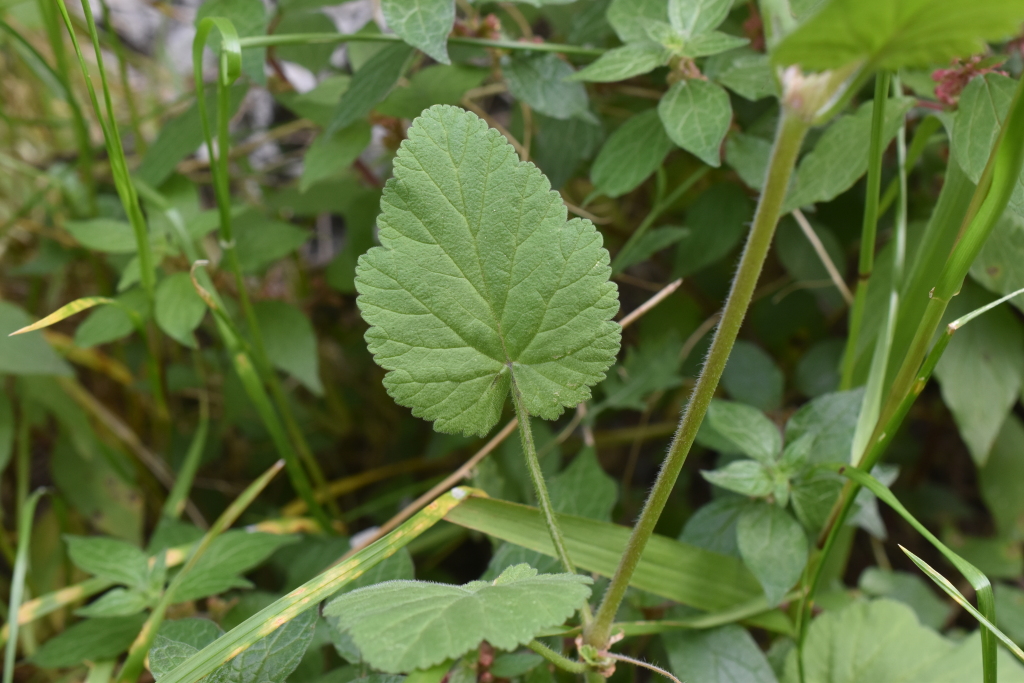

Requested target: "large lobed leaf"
[
  {"left": 355, "top": 105, "right": 620, "bottom": 436},
  {"left": 323, "top": 564, "right": 592, "bottom": 673}
]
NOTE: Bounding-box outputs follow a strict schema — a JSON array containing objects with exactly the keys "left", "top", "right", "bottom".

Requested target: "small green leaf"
[
  {"left": 74, "top": 288, "right": 148, "bottom": 348},
  {"left": 323, "top": 564, "right": 592, "bottom": 673},
  {"left": 155, "top": 272, "right": 207, "bottom": 348},
  {"left": 376, "top": 64, "right": 488, "bottom": 119},
  {"left": 173, "top": 531, "right": 300, "bottom": 603},
  {"left": 980, "top": 415, "right": 1024, "bottom": 541},
  {"left": 276, "top": 75, "right": 350, "bottom": 128},
  {"left": 569, "top": 43, "right": 669, "bottom": 83},
  {"left": 935, "top": 282, "right": 1024, "bottom": 465},
  {"left": 548, "top": 447, "right": 618, "bottom": 522},
  {"left": 737, "top": 502, "right": 807, "bottom": 607},
  {"left": 679, "top": 31, "right": 749, "bottom": 58},
  {"left": 697, "top": 399, "right": 782, "bottom": 463},
  {"left": 673, "top": 182, "right": 752, "bottom": 276},
  {"left": 790, "top": 467, "right": 843, "bottom": 533},
  {"left": 300, "top": 121, "right": 372, "bottom": 192},
  {"left": 678, "top": 496, "right": 754, "bottom": 558},
  {"left": 858, "top": 568, "right": 953, "bottom": 630},
  {"left": 607, "top": 0, "right": 669, "bottom": 43},
  {"left": 504, "top": 53, "right": 593, "bottom": 121},
  {"left": 0, "top": 301, "right": 72, "bottom": 376},
  {"left": 664, "top": 625, "right": 779, "bottom": 683},
  {"left": 253, "top": 301, "right": 324, "bottom": 395},
  {"left": 355, "top": 105, "right": 620, "bottom": 436},
  {"left": 65, "top": 535, "right": 149, "bottom": 588},
  {"left": 330, "top": 42, "right": 414, "bottom": 132},
  {"left": 783, "top": 97, "right": 914, "bottom": 211},
  {"left": 381, "top": 0, "right": 455, "bottom": 65},
  {"left": 971, "top": 212, "right": 1024, "bottom": 313},
  {"left": 234, "top": 212, "right": 310, "bottom": 273},
  {"left": 75, "top": 587, "right": 151, "bottom": 618},
  {"left": 274, "top": 10, "right": 338, "bottom": 72},
  {"left": 533, "top": 114, "right": 603, "bottom": 191},
  {"left": 772, "top": 0, "right": 1024, "bottom": 71},
  {"left": 31, "top": 614, "right": 147, "bottom": 668},
  {"left": 590, "top": 108, "right": 675, "bottom": 198},
  {"left": 658, "top": 79, "right": 731, "bottom": 167},
  {"left": 725, "top": 131, "right": 772, "bottom": 190},
  {"left": 721, "top": 341, "right": 785, "bottom": 411},
  {"left": 64, "top": 219, "right": 139, "bottom": 254},
  {"left": 707, "top": 49, "right": 778, "bottom": 101},
  {"left": 784, "top": 388, "right": 863, "bottom": 464},
  {"left": 615, "top": 226, "right": 689, "bottom": 272},
  {"left": 701, "top": 460, "right": 775, "bottom": 498},
  {"left": 668, "top": 0, "right": 732, "bottom": 37}
]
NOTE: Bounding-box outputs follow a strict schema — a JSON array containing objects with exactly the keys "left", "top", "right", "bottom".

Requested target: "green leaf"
[
  {"left": 0, "top": 301, "right": 73, "bottom": 376},
  {"left": 673, "top": 182, "right": 752, "bottom": 276},
  {"left": 276, "top": 76, "right": 350, "bottom": 128},
  {"left": 668, "top": 0, "right": 732, "bottom": 37},
  {"left": 664, "top": 625, "right": 779, "bottom": 683},
  {"left": 590, "top": 108, "right": 675, "bottom": 198},
  {"left": 614, "top": 226, "right": 689, "bottom": 272},
  {"left": 330, "top": 42, "right": 414, "bottom": 132},
  {"left": 790, "top": 467, "right": 843, "bottom": 533},
  {"left": 995, "top": 583, "right": 1024, "bottom": 645},
  {"left": 594, "top": 332, "right": 683, "bottom": 417},
  {"left": 971, "top": 212, "right": 1024, "bottom": 313},
  {"left": 678, "top": 496, "right": 754, "bottom": 558},
  {"left": 376, "top": 64, "right": 488, "bottom": 119},
  {"left": 783, "top": 97, "right": 914, "bottom": 211},
  {"left": 952, "top": 74, "right": 1024, "bottom": 220},
  {"left": 858, "top": 568, "right": 952, "bottom": 630},
  {"left": 737, "top": 502, "right": 807, "bottom": 607},
  {"left": 783, "top": 389, "right": 862, "bottom": 465},
  {"left": 74, "top": 288, "right": 148, "bottom": 348},
  {"left": 274, "top": 10, "right": 338, "bottom": 72},
  {"left": 0, "top": 392, "right": 12, "bottom": 474},
  {"left": 253, "top": 300, "right": 324, "bottom": 395},
  {"left": 772, "top": 0, "right": 1024, "bottom": 71},
  {"left": 65, "top": 535, "right": 149, "bottom": 588},
  {"left": 721, "top": 341, "right": 784, "bottom": 411},
  {"left": 155, "top": 272, "right": 207, "bottom": 348},
  {"left": 696, "top": 399, "right": 782, "bottom": 463},
  {"left": 173, "top": 531, "right": 300, "bottom": 602},
  {"left": 381, "top": 0, "right": 455, "bottom": 64},
  {"left": 658, "top": 79, "right": 731, "bottom": 167},
  {"left": 679, "top": 31, "right": 749, "bottom": 58},
  {"left": 75, "top": 587, "right": 151, "bottom": 618},
  {"left": 32, "top": 614, "right": 147, "bottom": 668},
  {"left": 569, "top": 43, "right": 669, "bottom": 83},
  {"left": 196, "top": 0, "right": 268, "bottom": 83},
  {"left": 234, "top": 212, "right": 310, "bottom": 273},
  {"left": 64, "top": 218, "right": 139, "bottom": 253},
  {"left": 136, "top": 85, "right": 248, "bottom": 187},
  {"left": 9, "top": 296, "right": 114, "bottom": 335},
  {"left": 795, "top": 339, "right": 845, "bottom": 398},
  {"left": 607, "top": 0, "right": 669, "bottom": 43},
  {"left": 150, "top": 610, "right": 317, "bottom": 682},
  {"left": 503, "top": 53, "right": 593, "bottom": 121},
  {"left": 935, "top": 282, "right": 1024, "bottom": 465},
  {"left": 781, "top": 599, "right": 1024, "bottom": 683},
  {"left": 323, "top": 564, "right": 592, "bottom": 673},
  {"left": 444, "top": 496, "right": 772, "bottom": 621},
  {"left": 532, "top": 114, "right": 603, "bottom": 191},
  {"left": 354, "top": 105, "right": 620, "bottom": 436},
  {"left": 707, "top": 48, "right": 778, "bottom": 101},
  {"left": 725, "top": 131, "right": 772, "bottom": 190},
  {"left": 980, "top": 415, "right": 1024, "bottom": 540},
  {"left": 548, "top": 447, "right": 618, "bottom": 521},
  {"left": 775, "top": 217, "right": 847, "bottom": 310},
  {"left": 300, "top": 121, "right": 372, "bottom": 192},
  {"left": 702, "top": 459, "right": 774, "bottom": 498}
]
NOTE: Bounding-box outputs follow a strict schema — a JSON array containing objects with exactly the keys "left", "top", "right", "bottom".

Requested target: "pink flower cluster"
[{"left": 932, "top": 55, "right": 1008, "bottom": 106}]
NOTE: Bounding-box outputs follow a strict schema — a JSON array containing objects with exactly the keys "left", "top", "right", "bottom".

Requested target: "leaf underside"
[{"left": 355, "top": 105, "right": 621, "bottom": 436}]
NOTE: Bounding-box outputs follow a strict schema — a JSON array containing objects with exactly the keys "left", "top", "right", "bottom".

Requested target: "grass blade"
[
  {"left": 3, "top": 489, "right": 45, "bottom": 683},
  {"left": 8, "top": 297, "right": 113, "bottom": 336},
  {"left": 157, "top": 487, "right": 473, "bottom": 683}
]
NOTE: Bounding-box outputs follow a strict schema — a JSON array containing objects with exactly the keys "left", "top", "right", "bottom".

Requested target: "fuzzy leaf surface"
[
  {"left": 323, "top": 564, "right": 592, "bottom": 673},
  {"left": 381, "top": 0, "right": 455, "bottom": 65},
  {"left": 355, "top": 105, "right": 620, "bottom": 436}
]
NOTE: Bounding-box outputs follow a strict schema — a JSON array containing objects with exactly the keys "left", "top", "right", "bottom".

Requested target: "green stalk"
[
  {"left": 3, "top": 489, "right": 44, "bottom": 683},
  {"left": 238, "top": 32, "right": 603, "bottom": 56},
  {"left": 611, "top": 166, "right": 710, "bottom": 274},
  {"left": 840, "top": 72, "right": 889, "bottom": 389},
  {"left": 99, "top": 0, "right": 146, "bottom": 155},
  {"left": 528, "top": 640, "right": 589, "bottom": 674},
  {"left": 877, "top": 115, "right": 942, "bottom": 217},
  {"left": 584, "top": 108, "right": 811, "bottom": 648},
  {"left": 160, "top": 351, "right": 210, "bottom": 521},
  {"left": 116, "top": 460, "right": 285, "bottom": 683}
]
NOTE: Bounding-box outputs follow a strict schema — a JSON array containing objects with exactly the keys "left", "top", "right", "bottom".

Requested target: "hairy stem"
[
  {"left": 584, "top": 108, "right": 810, "bottom": 648},
  {"left": 527, "top": 640, "right": 588, "bottom": 674}
]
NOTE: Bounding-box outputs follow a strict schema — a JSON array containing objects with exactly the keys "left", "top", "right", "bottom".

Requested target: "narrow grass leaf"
[
  {"left": 4, "top": 490, "right": 45, "bottom": 683},
  {"left": 9, "top": 297, "right": 113, "bottom": 336}
]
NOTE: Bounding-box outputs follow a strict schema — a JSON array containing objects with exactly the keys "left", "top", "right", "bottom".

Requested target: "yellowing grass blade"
[{"left": 8, "top": 297, "right": 113, "bottom": 336}]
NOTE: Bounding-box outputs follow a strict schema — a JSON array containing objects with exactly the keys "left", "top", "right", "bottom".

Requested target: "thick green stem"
[
  {"left": 584, "top": 108, "right": 810, "bottom": 648},
  {"left": 840, "top": 72, "right": 889, "bottom": 389},
  {"left": 510, "top": 380, "right": 577, "bottom": 577}
]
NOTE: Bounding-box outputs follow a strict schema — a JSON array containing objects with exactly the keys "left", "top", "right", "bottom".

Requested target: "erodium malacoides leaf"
[{"left": 355, "top": 105, "right": 621, "bottom": 436}]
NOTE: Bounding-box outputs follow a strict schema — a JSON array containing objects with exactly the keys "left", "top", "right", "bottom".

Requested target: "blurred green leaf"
[
  {"left": 32, "top": 614, "right": 147, "bottom": 668},
  {"left": 253, "top": 300, "right": 324, "bottom": 395},
  {"left": 590, "top": 108, "right": 674, "bottom": 198},
  {"left": 607, "top": 0, "right": 668, "bottom": 43},
  {"left": 196, "top": 0, "right": 268, "bottom": 83},
  {"left": 75, "top": 587, "right": 151, "bottom": 618},
  {"left": 74, "top": 287, "right": 148, "bottom": 348},
  {"left": 274, "top": 10, "right": 338, "bottom": 72},
  {"left": 276, "top": 76, "right": 350, "bottom": 128},
  {"left": 664, "top": 625, "right": 779, "bottom": 683},
  {"left": 702, "top": 459, "right": 775, "bottom": 497},
  {"left": 174, "top": 531, "right": 300, "bottom": 603},
  {"left": 330, "top": 42, "right": 414, "bottom": 132},
  {"left": 707, "top": 49, "right": 778, "bottom": 101},
  {"left": 0, "top": 301, "right": 73, "bottom": 376},
  {"left": 783, "top": 389, "right": 862, "bottom": 465},
  {"left": 570, "top": 43, "right": 668, "bottom": 83},
  {"left": 504, "top": 53, "right": 593, "bottom": 121},
  {"left": 858, "top": 568, "right": 952, "bottom": 630},
  {"left": 795, "top": 339, "right": 844, "bottom": 398},
  {"left": 721, "top": 341, "right": 785, "bottom": 411},
  {"left": 594, "top": 332, "right": 683, "bottom": 418},
  {"left": 667, "top": 0, "right": 732, "bottom": 37},
  {"left": 376, "top": 65, "right": 487, "bottom": 119},
  {"left": 324, "top": 564, "right": 592, "bottom": 673},
  {"left": 65, "top": 535, "right": 148, "bottom": 588},
  {"left": 234, "top": 213, "right": 310, "bottom": 273},
  {"left": 674, "top": 182, "right": 752, "bottom": 277},
  {"left": 995, "top": 583, "right": 1024, "bottom": 646},
  {"left": 678, "top": 496, "right": 754, "bottom": 558},
  {"left": 980, "top": 415, "right": 1024, "bottom": 541},
  {"left": 155, "top": 272, "right": 207, "bottom": 348},
  {"left": 971, "top": 212, "right": 1024, "bottom": 314},
  {"left": 381, "top": 0, "right": 455, "bottom": 64},
  {"left": 0, "top": 391, "right": 13, "bottom": 474},
  {"left": 301, "top": 121, "right": 371, "bottom": 192},
  {"left": 725, "top": 130, "right": 772, "bottom": 190},
  {"left": 658, "top": 79, "right": 731, "bottom": 167},
  {"left": 737, "top": 501, "right": 807, "bottom": 607},
  {"left": 64, "top": 218, "right": 138, "bottom": 253},
  {"left": 548, "top": 447, "right": 618, "bottom": 522},
  {"left": 532, "top": 114, "right": 603, "bottom": 190}
]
